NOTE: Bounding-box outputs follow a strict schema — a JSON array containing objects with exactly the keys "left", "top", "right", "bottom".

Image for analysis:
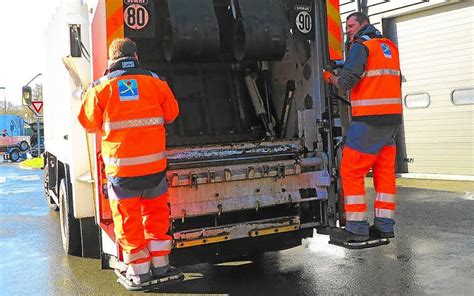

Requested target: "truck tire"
[
  {"left": 9, "top": 149, "right": 20, "bottom": 162},
  {"left": 59, "top": 179, "right": 81, "bottom": 256},
  {"left": 19, "top": 141, "right": 29, "bottom": 152},
  {"left": 44, "top": 166, "right": 59, "bottom": 211}
]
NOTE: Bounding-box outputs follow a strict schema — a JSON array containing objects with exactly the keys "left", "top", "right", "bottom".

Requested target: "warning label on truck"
[
  {"left": 124, "top": 5, "right": 149, "bottom": 30},
  {"left": 292, "top": 1, "right": 315, "bottom": 40},
  {"left": 123, "top": 0, "right": 155, "bottom": 38}
]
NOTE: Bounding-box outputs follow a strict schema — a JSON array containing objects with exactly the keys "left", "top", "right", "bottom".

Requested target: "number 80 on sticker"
[{"left": 124, "top": 4, "right": 149, "bottom": 30}]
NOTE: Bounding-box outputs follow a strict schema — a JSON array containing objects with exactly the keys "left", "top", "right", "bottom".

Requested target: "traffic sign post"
[
  {"left": 27, "top": 100, "right": 43, "bottom": 157},
  {"left": 31, "top": 101, "right": 43, "bottom": 116},
  {"left": 22, "top": 73, "right": 43, "bottom": 157}
]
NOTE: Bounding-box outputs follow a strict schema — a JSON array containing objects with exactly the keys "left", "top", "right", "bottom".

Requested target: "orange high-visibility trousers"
[
  {"left": 341, "top": 145, "right": 397, "bottom": 234},
  {"left": 108, "top": 183, "right": 172, "bottom": 275},
  {"left": 373, "top": 145, "right": 397, "bottom": 220},
  {"left": 340, "top": 122, "right": 398, "bottom": 234}
]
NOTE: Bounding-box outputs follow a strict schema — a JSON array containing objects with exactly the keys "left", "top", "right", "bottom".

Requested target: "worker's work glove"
[{"left": 323, "top": 70, "right": 333, "bottom": 83}]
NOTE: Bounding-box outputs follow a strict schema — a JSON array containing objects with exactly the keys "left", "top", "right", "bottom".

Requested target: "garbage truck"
[{"left": 40, "top": 0, "right": 384, "bottom": 269}]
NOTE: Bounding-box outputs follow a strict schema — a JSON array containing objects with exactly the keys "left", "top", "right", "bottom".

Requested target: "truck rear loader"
[{"left": 39, "top": 0, "right": 384, "bottom": 273}]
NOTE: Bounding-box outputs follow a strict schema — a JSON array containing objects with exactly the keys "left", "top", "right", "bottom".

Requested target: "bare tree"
[{"left": 32, "top": 83, "right": 43, "bottom": 101}]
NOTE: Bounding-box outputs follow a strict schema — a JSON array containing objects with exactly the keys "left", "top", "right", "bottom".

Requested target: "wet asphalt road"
[{"left": 0, "top": 162, "right": 473, "bottom": 295}]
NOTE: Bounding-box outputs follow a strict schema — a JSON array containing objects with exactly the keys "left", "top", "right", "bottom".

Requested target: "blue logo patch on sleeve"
[
  {"left": 381, "top": 43, "right": 392, "bottom": 59},
  {"left": 118, "top": 79, "right": 139, "bottom": 101}
]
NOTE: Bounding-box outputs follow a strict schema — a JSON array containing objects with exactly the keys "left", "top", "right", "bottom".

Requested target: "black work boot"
[
  {"left": 151, "top": 264, "right": 170, "bottom": 278},
  {"left": 369, "top": 225, "right": 394, "bottom": 239},
  {"left": 152, "top": 266, "right": 183, "bottom": 281},
  {"left": 126, "top": 272, "right": 153, "bottom": 285},
  {"left": 330, "top": 228, "right": 369, "bottom": 243}
]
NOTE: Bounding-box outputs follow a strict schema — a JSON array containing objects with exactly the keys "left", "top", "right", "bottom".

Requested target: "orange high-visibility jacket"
[
  {"left": 78, "top": 59, "right": 179, "bottom": 177},
  {"left": 350, "top": 37, "right": 402, "bottom": 118}
]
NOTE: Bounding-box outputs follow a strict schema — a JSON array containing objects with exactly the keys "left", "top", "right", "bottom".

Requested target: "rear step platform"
[
  {"left": 329, "top": 238, "right": 390, "bottom": 249},
  {"left": 115, "top": 267, "right": 184, "bottom": 291}
]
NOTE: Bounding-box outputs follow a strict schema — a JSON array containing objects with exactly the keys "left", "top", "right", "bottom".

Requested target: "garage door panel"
[
  {"left": 396, "top": 32, "right": 472, "bottom": 47},
  {"left": 401, "top": 61, "right": 474, "bottom": 74},
  {"left": 403, "top": 109, "right": 474, "bottom": 120},
  {"left": 405, "top": 136, "right": 472, "bottom": 144},
  {"left": 401, "top": 52, "right": 474, "bottom": 67},
  {"left": 404, "top": 79, "right": 473, "bottom": 90},
  {"left": 402, "top": 165, "right": 474, "bottom": 175},
  {"left": 397, "top": 39, "right": 474, "bottom": 52},
  {"left": 395, "top": 25, "right": 473, "bottom": 43},
  {"left": 403, "top": 130, "right": 474, "bottom": 138},
  {"left": 388, "top": 3, "right": 474, "bottom": 176},
  {"left": 401, "top": 60, "right": 473, "bottom": 71},
  {"left": 404, "top": 123, "right": 474, "bottom": 133},
  {"left": 405, "top": 156, "right": 474, "bottom": 166},
  {"left": 402, "top": 147, "right": 474, "bottom": 155},
  {"left": 393, "top": 5, "right": 473, "bottom": 35},
  {"left": 402, "top": 159, "right": 474, "bottom": 168}
]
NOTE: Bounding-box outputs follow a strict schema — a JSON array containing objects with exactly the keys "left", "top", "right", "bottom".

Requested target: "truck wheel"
[
  {"left": 9, "top": 149, "right": 20, "bottom": 162},
  {"left": 19, "top": 141, "right": 29, "bottom": 152},
  {"left": 44, "top": 166, "right": 59, "bottom": 211},
  {"left": 31, "top": 150, "right": 38, "bottom": 158},
  {"left": 59, "top": 179, "right": 82, "bottom": 256}
]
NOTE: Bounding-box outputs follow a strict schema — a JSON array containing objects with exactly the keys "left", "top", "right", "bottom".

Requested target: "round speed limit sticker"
[
  {"left": 124, "top": 4, "right": 149, "bottom": 30},
  {"left": 295, "top": 11, "right": 312, "bottom": 34}
]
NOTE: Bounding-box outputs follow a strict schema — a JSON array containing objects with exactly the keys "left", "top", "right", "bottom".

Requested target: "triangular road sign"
[{"left": 31, "top": 101, "right": 43, "bottom": 114}]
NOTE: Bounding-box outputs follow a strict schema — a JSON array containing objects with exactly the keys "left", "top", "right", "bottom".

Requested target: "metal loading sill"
[
  {"left": 168, "top": 170, "right": 330, "bottom": 219},
  {"left": 166, "top": 140, "right": 302, "bottom": 170},
  {"left": 173, "top": 216, "right": 302, "bottom": 249}
]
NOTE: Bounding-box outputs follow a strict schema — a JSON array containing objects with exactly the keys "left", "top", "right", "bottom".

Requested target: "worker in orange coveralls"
[
  {"left": 323, "top": 12, "right": 402, "bottom": 244},
  {"left": 78, "top": 38, "right": 181, "bottom": 287}
]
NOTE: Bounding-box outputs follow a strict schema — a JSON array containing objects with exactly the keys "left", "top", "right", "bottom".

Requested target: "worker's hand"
[{"left": 323, "top": 70, "right": 333, "bottom": 83}]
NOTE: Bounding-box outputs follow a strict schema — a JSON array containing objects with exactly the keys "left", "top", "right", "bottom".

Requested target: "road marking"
[{"left": 11, "top": 175, "right": 41, "bottom": 181}]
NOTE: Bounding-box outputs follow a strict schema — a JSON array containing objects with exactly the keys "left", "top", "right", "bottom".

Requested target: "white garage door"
[{"left": 388, "top": 2, "right": 474, "bottom": 176}]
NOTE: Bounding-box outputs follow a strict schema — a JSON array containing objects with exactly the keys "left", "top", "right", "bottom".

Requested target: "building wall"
[{"left": 387, "top": 2, "right": 474, "bottom": 175}]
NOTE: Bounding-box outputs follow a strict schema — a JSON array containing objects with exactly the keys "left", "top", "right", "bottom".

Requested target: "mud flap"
[
  {"left": 329, "top": 238, "right": 390, "bottom": 249},
  {"left": 115, "top": 267, "right": 184, "bottom": 292}
]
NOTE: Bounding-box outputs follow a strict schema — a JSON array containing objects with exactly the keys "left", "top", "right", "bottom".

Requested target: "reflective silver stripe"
[
  {"left": 103, "top": 151, "right": 165, "bottom": 167},
  {"left": 351, "top": 98, "right": 402, "bottom": 107},
  {"left": 346, "top": 211, "right": 367, "bottom": 221},
  {"left": 152, "top": 255, "right": 170, "bottom": 268},
  {"left": 99, "top": 76, "right": 109, "bottom": 84},
  {"left": 361, "top": 69, "right": 400, "bottom": 78},
  {"left": 148, "top": 240, "right": 172, "bottom": 252},
  {"left": 123, "top": 248, "right": 150, "bottom": 264},
  {"left": 375, "top": 209, "right": 395, "bottom": 219},
  {"left": 376, "top": 193, "right": 396, "bottom": 203},
  {"left": 103, "top": 117, "right": 164, "bottom": 131},
  {"left": 127, "top": 261, "right": 151, "bottom": 275},
  {"left": 345, "top": 195, "right": 366, "bottom": 205}
]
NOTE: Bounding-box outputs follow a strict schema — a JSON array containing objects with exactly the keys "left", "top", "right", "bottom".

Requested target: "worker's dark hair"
[
  {"left": 108, "top": 38, "right": 137, "bottom": 60},
  {"left": 346, "top": 12, "right": 370, "bottom": 25}
]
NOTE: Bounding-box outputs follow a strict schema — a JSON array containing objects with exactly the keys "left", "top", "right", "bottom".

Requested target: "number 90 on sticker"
[{"left": 295, "top": 11, "right": 312, "bottom": 34}]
